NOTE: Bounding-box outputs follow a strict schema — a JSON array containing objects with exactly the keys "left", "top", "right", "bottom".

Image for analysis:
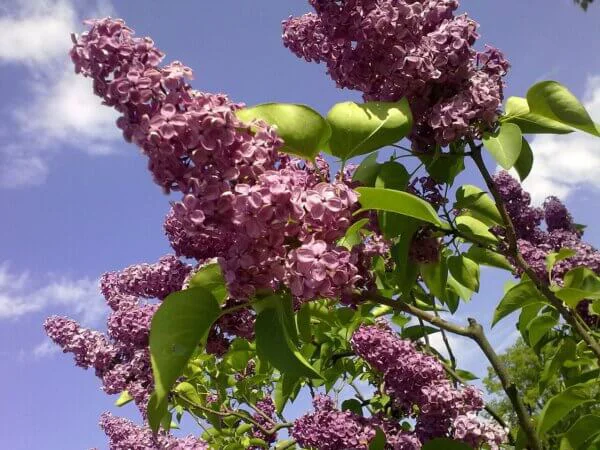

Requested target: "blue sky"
[{"left": 1, "top": 0, "right": 600, "bottom": 448}]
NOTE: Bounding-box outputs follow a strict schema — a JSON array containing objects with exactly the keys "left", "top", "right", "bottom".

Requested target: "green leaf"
[
  {"left": 255, "top": 295, "right": 322, "bottom": 380},
  {"left": 114, "top": 390, "right": 133, "bottom": 407},
  {"left": 341, "top": 398, "right": 363, "bottom": 416},
  {"left": 419, "top": 152, "right": 465, "bottom": 184},
  {"left": 352, "top": 152, "right": 380, "bottom": 186},
  {"left": 455, "top": 369, "right": 479, "bottom": 381},
  {"left": 454, "top": 185, "right": 502, "bottom": 226},
  {"left": 527, "top": 314, "right": 558, "bottom": 347},
  {"left": 554, "top": 287, "right": 600, "bottom": 307},
  {"left": 514, "top": 137, "right": 534, "bottom": 181},
  {"left": 368, "top": 428, "right": 387, "bottom": 450},
  {"left": 503, "top": 96, "right": 575, "bottom": 134},
  {"left": 147, "top": 392, "right": 169, "bottom": 433},
  {"left": 326, "top": 99, "right": 413, "bottom": 160},
  {"left": 274, "top": 373, "right": 300, "bottom": 414},
  {"left": 422, "top": 438, "right": 472, "bottom": 449},
  {"left": 546, "top": 248, "right": 576, "bottom": 275},
  {"left": 420, "top": 259, "right": 448, "bottom": 300},
  {"left": 356, "top": 187, "right": 443, "bottom": 227},
  {"left": 236, "top": 103, "right": 331, "bottom": 159},
  {"left": 447, "top": 274, "right": 473, "bottom": 303},
  {"left": 518, "top": 303, "right": 543, "bottom": 343},
  {"left": 188, "top": 262, "right": 228, "bottom": 304},
  {"left": 375, "top": 161, "right": 410, "bottom": 190},
  {"left": 296, "top": 302, "right": 313, "bottom": 343},
  {"left": 560, "top": 415, "right": 600, "bottom": 450},
  {"left": 401, "top": 325, "right": 440, "bottom": 340},
  {"left": 448, "top": 255, "right": 480, "bottom": 292},
  {"left": 465, "top": 245, "right": 514, "bottom": 271},
  {"left": 539, "top": 339, "right": 576, "bottom": 394},
  {"left": 455, "top": 216, "right": 499, "bottom": 245},
  {"left": 537, "top": 380, "right": 597, "bottom": 436},
  {"left": 564, "top": 266, "right": 600, "bottom": 291},
  {"left": 492, "top": 281, "right": 547, "bottom": 327},
  {"left": 526, "top": 81, "right": 600, "bottom": 137},
  {"left": 483, "top": 122, "right": 523, "bottom": 169},
  {"left": 390, "top": 223, "right": 420, "bottom": 294},
  {"left": 338, "top": 218, "right": 370, "bottom": 250},
  {"left": 149, "top": 287, "right": 221, "bottom": 431}
]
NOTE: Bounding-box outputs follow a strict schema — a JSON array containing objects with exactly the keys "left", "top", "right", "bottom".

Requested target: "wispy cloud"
[
  {"left": 521, "top": 76, "right": 600, "bottom": 204},
  {"left": 0, "top": 0, "right": 119, "bottom": 188},
  {"left": 0, "top": 262, "right": 106, "bottom": 325}
]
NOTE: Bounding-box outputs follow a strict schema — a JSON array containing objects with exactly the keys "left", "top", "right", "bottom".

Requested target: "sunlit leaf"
[
  {"left": 236, "top": 103, "right": 331, "bottom": 159},
  {"left": 326, "top": 99, "right": 413, "bottom": 160}
]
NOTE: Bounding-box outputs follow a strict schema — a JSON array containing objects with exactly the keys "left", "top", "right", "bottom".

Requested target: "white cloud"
[
  {"left": 0, "top": 0, "right": 119, "bottom": 188},
  {"left": 0, "top": 0, "right": 75, "bottom": 65},
  {"left": 0, "top": 263, "right": 106, "bottom": 325},
  {"left": 32, "top": 340, "right": 60, "bottom": 359},
  {"left": 521, "top": 76, "right": 600, "bottom": 204}
]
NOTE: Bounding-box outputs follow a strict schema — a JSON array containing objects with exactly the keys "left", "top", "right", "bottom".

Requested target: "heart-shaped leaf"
[
  {"left": 526, "top": 81, "right": 600, "bottom": 137},
  {"left": 148, "top": 287, "right": 222, "bottom": 431},
  {"left": 483, "top": 122, "right": 523, "bottom": 169},
  {"left": 236, "top": 103, "right": 331, "bottom": 159},
  {"left": 503, "top": 96, "right": 574, "bottom": 134},
  {"left": 326, "top": 99, "right": 413, "bottom": 160}
]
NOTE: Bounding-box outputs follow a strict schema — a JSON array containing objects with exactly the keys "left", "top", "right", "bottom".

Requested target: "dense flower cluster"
[
  {"left": 292, "top": 395, "right": 421, "bottom": 450},
  {"left": 493, "top": 172, "right": 600, "bottom": 325},
  {"left": 350, "top": 324, "right": 506, "bottom": 447},
  {"left": 46, "top": 256, "right": 192, "bottom": 416},
  {"left": 251, "top": 397, "right": 277, "bottom": 446},
  {"left": 99, "top": 413, "right": 207, "bottom": 449},
  {"left": 282, "top": 0, "right": 509, "bottom": 148},
  {"left": 70, "top": 17, "right": 371, "bottom": 304}
]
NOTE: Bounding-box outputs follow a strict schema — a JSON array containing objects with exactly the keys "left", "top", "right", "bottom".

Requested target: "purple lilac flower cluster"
[
  {"left": 292, "top": 395, "right": 422, "bottom": 450},
  {"left": 70, "top": 18, "right": 377, "bottom": 304},
  {"left": 349, "top": 324, "right": 506, "bottom": 447},
  {"left": 282, "top": 0, "right": 509, "bottom": 149},
  {"left": 292, "top": 395, "right": 421, "bottom": 450},
  {"left": 98, "top": 413, "right": 207, "bottom": 449},
  {"left": 45, "top": 255, "right": 191, "bottom": 416},
  {"left": 493, "top": 171, "right": 600, "bottom": 326},
  {"left": 251, "top": 397, "right": 277, "bottom": 447}
]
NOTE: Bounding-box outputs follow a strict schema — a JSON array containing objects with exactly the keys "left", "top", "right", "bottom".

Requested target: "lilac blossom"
[
  {"left": 282, "top": 1, "right": 509, "bottom": 148},
  {"left": 99, "top": 413, "right": 208, "bottom": 450}
]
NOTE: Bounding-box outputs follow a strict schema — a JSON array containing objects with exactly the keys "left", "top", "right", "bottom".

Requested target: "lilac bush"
[{"left": 43, "top": 1, "right": 600, "bottom": 449}]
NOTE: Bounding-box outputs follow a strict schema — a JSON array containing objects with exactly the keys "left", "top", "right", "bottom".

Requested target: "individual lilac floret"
[{"left": 99, "top": 413, "right": 208, "bottom": 450}]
